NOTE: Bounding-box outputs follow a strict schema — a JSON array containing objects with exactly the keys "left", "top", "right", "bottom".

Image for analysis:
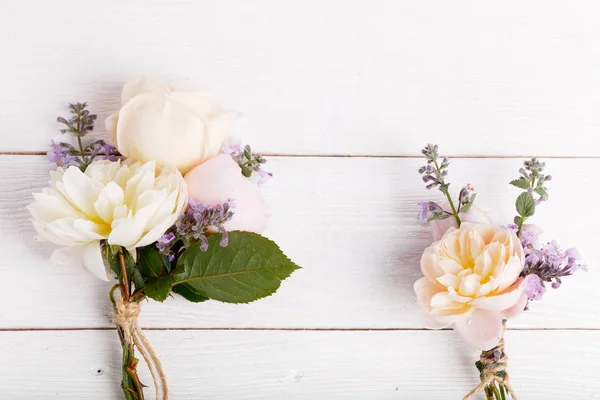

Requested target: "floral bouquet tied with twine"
[
  {"left": 414, "top": 144, "right": 586, "bottom": 400},
  {"left": 29, "top": 77, "right": 300, "bottom": 399}
]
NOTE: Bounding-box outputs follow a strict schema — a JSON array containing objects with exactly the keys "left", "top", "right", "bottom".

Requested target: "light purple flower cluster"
[
  {"left": 47, "top": 139, "right": 117, "bottom": 167},
  {"left": 519, "top": 234, "right": 586, "bottom": 300},
  {"left": 418, "top": 144, "right": 449, "bottom": 190},
  {"left": 221, "top": 141, "right": 272, "bottom": 186},
  {"left": 47, "top": 140, "right": 77, "bottom": 166},
  {"left": 48, "top": 103, "right": 119, "bottom": 170},
  {"left": 157, "top": 199, "right": 236, "bottom": 261},
  {"left": 416, "top": 201, "right": 446, "bottom": 221}
]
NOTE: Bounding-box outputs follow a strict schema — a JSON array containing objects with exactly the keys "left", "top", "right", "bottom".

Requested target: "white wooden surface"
[{"left": 1, "top": 1, "right": 599, "bottom": 399}]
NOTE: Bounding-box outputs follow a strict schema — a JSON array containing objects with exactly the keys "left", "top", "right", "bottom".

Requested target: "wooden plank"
[
  {"left": 0, "top": 329, "right": 597, "bottom": 399},
  {"left": 1, "top": 1, "right": 600, "bottom": 155},
  {"left": 1, "top": 155, "right": 597, "bottom": 329}
]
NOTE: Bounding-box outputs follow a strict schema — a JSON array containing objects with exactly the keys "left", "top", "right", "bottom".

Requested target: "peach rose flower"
[
  {"left": 184, "top": 154, "right": 270, "bottom": 233},
  {"left": 414, "top": 223, "right": 527, "bottom": 350},
  {"left": 430, "top": 204, "right": 492, "bottom": 241}
]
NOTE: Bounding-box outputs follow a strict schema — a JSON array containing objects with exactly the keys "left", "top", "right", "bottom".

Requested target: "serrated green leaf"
[
  {"left": 516, "top": 192, "right": 536, "bottom": 218},
  {"left": 172, "top": 283, "right": 209, "bottom": 303},
  {"left": 459, "top": 193, "right": 477, "bottom": 214},
  {"left": 514, "top": 215, "right": 522, "bottom": 225},
  {"left": 534, "top": 187, "right": 548, "bottom": 197},
  {"left": 509, "top": 178, "right": 530, "bottom": 189},
  {"left": 144, "top": 276, "right": 172, "bottom": 302},
  {"left": 137, "top": 246, "right": 163, "bottom": 279},
  {"left": 132, "top": 269, "right": 145, "bottom": 291},
  {"left": 173, "top": 232, "right": 301, "bottom": 304}
]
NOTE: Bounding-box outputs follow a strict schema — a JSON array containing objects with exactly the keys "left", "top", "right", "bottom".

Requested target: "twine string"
[
  {"left": 114, "top": 297, "right": 169, "bottom": 400},
  {"left": 462, "top": 335, "right": 517, "bottom": 400}
]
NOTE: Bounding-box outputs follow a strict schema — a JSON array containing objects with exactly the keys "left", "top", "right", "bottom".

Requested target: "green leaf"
[
  {"left": 427, "top": 213, "right": 451, "bottom": 222},
  {"left": 173, "top": 232, "right": 301, "bottom": 304},
  {"left": 172, "top": 283, "right": 209, "bottom": 303},
  {"left": 132, "top": 269, "right": 145, "bottom": 291},
  {"left": 104, "top": 245, "right": 135, "bottom": 284},
  {"left": 144, "top": 276, "right": 173, "bottom": 302},
  {"left": 534, "top": 187, "right": 548, "bottom": 197},
  {"left": 137, "top": 246, "right": 164, "bottom": 279},
  {"left": 509, "top": 178, "right": 530, "bottom": 189},
  {"left": 459, "top": 193, "right": 477, "bottom": 214},
  {"left": 513, "top": 215, "right": 522, "bottom": 225},
  {"left": 516, "top": 192, "right": 536, "bottom": 218}
]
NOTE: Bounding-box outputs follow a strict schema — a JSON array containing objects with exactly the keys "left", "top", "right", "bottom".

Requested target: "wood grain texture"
[
  {"left": 1, "top": 329, "right": 598, "bottom": 399},
  {"left": 2, "top": 0, "right": 600, "bottom": 155},
  {"left": 1, "top": 155, "right": 597, "bottom": 329}
]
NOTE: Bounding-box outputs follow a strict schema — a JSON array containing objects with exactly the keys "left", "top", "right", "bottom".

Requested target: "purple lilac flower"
[
  {"left": 520, "top": 229, "right": 536, "bottom": 248},
  {"left": 505, "top": 224, "right": 519, "bottom": 233},
  {"left": 418, "top": 144, "right": 450, "bottom": 190},
  {"left": 157, "top": 199, "right": 236, "bottom": 260},
  {"left": 221, "top": 141, "right": 242, "bottom": 158},
  {"left": 222, "top": 142, "right": 272, "bottom": 185},
  {"left": 417, "top": 201, "right": 430, "bottom": 221},
  {"left": 257, "top": 168, "right": 273, "bottom": 187},
  {"left": 520, "top": 239, "right": 586, "bottom": 298},
  {"left": 46, "top": 140, "right": 76, "bottom": 167},
  {"left": 416, "top": 201, "right": 446, "bottom": 222},
  {"left": 522, "top": 274, "right": 546, "bottom": 300}
]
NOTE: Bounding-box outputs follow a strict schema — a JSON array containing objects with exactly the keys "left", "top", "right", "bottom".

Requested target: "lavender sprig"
[
  {"left": 520, "top": 235, "right": 586, "bottom": 301},
  {"left": 48, "top": 103, "right": 118, "bottom": 170},
  {"left": 418, "top": 144, "right": 463, "bottom": 226},
  {"left": 157, "top": 199, "right": 235, "bottom": 261},
  {"left": 510, "top": 158, "right": 552, "bottom": 236},
  {"left": 222, "top": 142, "right": 272, "bottom": 186}
]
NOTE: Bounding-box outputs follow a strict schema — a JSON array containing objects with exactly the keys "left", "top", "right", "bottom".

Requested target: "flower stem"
[
  {"left": 109, "top": 256, "right": 145, "bottom": 400},
  {"left": 441, "top": 186, "right": 461, "bottom": 227},
  {"left": 499, "top": 384, "right": 507, "bottom": 400},
  {"left": 490, "top": 382, "right": 502, "bottom": 400},
  {"left": 433, "top": 158, "right": 461, "bottom": 227}
]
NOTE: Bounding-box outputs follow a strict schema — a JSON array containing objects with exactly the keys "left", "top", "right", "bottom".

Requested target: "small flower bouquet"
[
  {"left": 414, "top": 144, "right": 586, "bottom": 400},
  {"left": 29, "top": 77, "right": 300, "bottom": 399}
]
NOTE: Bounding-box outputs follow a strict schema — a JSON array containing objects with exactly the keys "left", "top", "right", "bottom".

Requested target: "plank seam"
[
  {"left": 1, "top": 327, "right": 598, "bottom": 332},
  {"left": 1, "top": 151, "right": 599, "bottom": 159}
]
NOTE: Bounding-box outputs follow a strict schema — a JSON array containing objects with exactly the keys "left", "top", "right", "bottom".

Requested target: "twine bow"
[
  {"left": 462, "top": 335, "right": 517, "bottom": 400},
  {"left": 113, "top": 297, "right": 169, "bottom": 400}
]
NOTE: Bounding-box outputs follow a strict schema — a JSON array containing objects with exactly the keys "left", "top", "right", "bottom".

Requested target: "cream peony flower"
[
  {"left": 28, "top": 160, "right": 187, "bottom": 281},
  {"left": 414, "top": 223, "right": 527, "bottom": 350},
  {"left": 106, "top": 77, "right": 237, "bottom": 174}
]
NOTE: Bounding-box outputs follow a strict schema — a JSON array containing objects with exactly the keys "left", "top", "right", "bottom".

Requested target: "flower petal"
[
  {"left": 453, "top": 309, "right": 504, "bottom": 351},
  {"left": 83, "top": 241, "right": 109, "bottom": 281}
]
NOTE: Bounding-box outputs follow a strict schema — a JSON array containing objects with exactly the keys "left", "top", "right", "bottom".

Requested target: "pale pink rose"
[
  {"left": 430, "top": 205, "right": 492, "bottom": 241},
  {"left": 414, "top": 223, "right": 526, "bottom": 350},
  {"left": 184, "top": 154, "right": 270, "bottom": 233}
]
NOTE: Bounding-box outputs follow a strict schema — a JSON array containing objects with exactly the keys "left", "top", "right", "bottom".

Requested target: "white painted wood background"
[{"left": 0, "top": 1, "right": 598, "bottom": 398}]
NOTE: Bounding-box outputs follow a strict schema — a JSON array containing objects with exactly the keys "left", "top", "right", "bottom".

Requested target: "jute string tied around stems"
[
  {"left": 462, "top": 335, "right": 517, "bottom": 400},
  {"left": 113, "top": 297, "right": 170, "bottom": 400}
]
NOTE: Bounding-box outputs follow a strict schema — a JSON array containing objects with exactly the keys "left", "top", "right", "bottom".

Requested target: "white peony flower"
[
  {"left": 28, "top": 160, "right": 187, "bottom": 281},
  {"left": 106, "top": 76, "right": 237, "bottom": 174}
]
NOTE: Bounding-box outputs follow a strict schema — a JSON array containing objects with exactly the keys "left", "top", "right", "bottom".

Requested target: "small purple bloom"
[
  {"left": 221, "top": 141, "right": 242, "bottom": 157},
  {"left": 257, "top": 168, "right": 273, "bottom": 187},
  {"left": 522, "top": 274, "right": 546, "bottom": 300},
  {"left": 104, "top": 143, "right": 118, "bottom": 161},
  {"left": 417, "top": 201, "right": 430, "bottom": 221},
  {"left": 520, "top": 229, "right": 536, "bottom": 248},
  {"left": 505, "top": 224, "right": 518, "bottom": 233},
  {"left": 46, "top": 140, "right": 76, "bottom": 166},
  {"left": 158, "top": 232, "right": 176, "bottom": 244},
  {"left": 46, "top": 140, "right": 64, "bottom": 163}
]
